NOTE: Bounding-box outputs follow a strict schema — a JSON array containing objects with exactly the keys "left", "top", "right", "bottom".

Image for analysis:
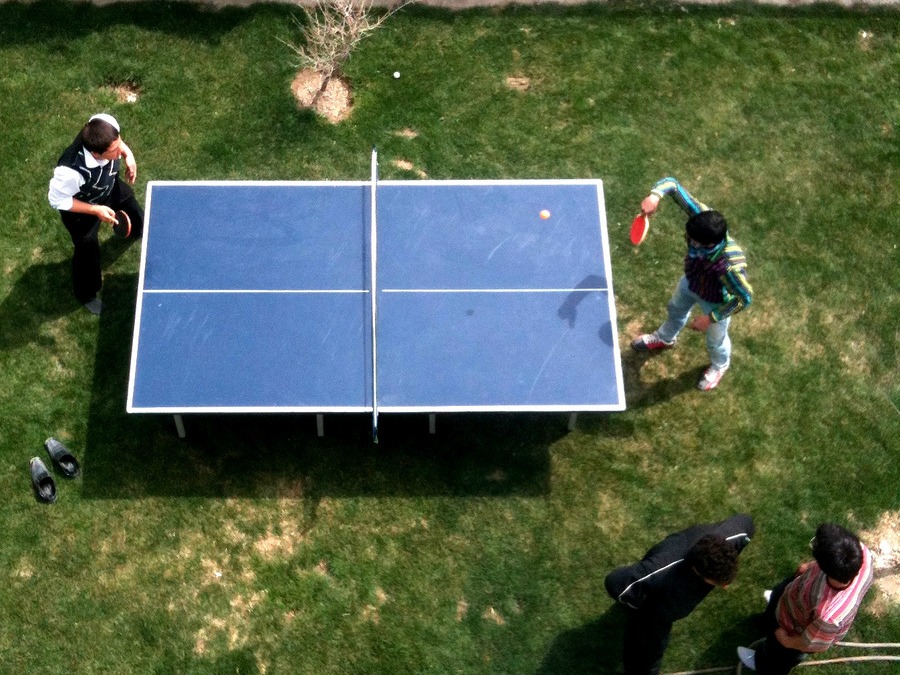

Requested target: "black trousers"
[
  {"left": 60, "top": 178, "right": 143, "bottom": 304},
  {"left": 754, "top": 576, "right": 807, "bottom": 675},
  {"left": 623, "top": 610, "right": 671, "bottom": 675}
]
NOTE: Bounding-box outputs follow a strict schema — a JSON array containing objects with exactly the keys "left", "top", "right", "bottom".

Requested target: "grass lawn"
[{"left": 0, "top": 0, "right": 898, "bottom": 672}]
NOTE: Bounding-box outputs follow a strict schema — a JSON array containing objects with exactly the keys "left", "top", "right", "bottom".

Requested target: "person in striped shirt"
[
  {"left": 737, "top": 523, "right": 874, "bottom": 673},
  {"left": 631, "top": 177, "right": 753, "bottom": 391}
]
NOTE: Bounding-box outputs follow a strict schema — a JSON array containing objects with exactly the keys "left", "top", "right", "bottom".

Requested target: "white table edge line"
[
  {"left": 141, "top": 289, "right": 370, "bottom": 294},
  {"left": 381, "top": 288, "right": 609, "bottom": 293}
]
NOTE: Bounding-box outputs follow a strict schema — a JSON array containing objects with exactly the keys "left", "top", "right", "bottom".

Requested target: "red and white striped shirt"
[{"left": 776, "top": 544, "right": 873, "bottom": 652}]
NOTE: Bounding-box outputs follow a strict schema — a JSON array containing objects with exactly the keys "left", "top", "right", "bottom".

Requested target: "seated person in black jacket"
[{"left": 605, "top": 514, "right": 755, "bottom": 675}]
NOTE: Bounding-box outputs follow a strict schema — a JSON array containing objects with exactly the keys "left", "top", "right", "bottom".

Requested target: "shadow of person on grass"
[
  {"left": 694, "top": 614, "right": 762, "bottom": 674},
  {"left": 620, "top": 349, "right": 703, "bottom": 411},
  {"left": 0, "top": 258, "right": 74, "bottom": 351},
  {"left": 0, "top": 234, "right": 136, "bottom": 351},
  {"left": 536, "top": 604, "right": 626, "bottom": 675},
  {"left": 538, "top": 609, "right": 761, "bottom": 675}
]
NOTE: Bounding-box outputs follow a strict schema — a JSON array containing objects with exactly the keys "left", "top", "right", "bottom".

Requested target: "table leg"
[{"left": 174, "top": 414, "right": 186, "bottom": 438}]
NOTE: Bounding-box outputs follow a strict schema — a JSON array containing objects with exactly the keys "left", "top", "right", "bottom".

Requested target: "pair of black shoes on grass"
[{"left": 30, "top": 438, "right": 81, "bottom": 503}]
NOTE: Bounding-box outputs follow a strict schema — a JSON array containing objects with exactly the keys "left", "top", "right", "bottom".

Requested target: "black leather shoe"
[
  {"left": 44, "top": 438, "right": 81, "bottom": 478},
  {"left": 30, "top": 458, "right": 57, "bottom": 503}
]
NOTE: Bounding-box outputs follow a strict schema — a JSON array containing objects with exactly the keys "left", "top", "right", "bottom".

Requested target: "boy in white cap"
[{"left": 48, "top": 113, "right": 143, "bottom": 314}]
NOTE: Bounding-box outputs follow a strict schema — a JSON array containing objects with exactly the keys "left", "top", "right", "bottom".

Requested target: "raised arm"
[
  {"left": 118, "top": 139, "right": 137, "bottom": 183},
  {"left": 642, "top": 177, "right": 710, "bottom": 218}
]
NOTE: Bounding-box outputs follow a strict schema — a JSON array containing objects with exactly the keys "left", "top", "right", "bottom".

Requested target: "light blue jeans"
[{"left": 656, "top": 276, "right": 731, "bottom": 370}]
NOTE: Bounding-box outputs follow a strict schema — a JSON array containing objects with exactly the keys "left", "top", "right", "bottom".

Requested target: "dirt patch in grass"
[
  {"left": 362, "top": 586, "right": 389, "bottom": 624},
  {"left": 861, "top": 512, "right": 900, "bottom": 616},
  {"left": 254, "top": 520, "right": 303, "bottom": 558},
  {"left": 194, "top": 590, "right": 267, "bottom": 654},
  {"left": 201, "top": 556, "right": 228, "bottom": 584},
  {"left": 295, "top": 559, "right": 335, "bottom": 583},
  {"left": 482, "top": 605, "right": 506, "bottom": 625},
  {"left": 506, "top": 75, "right": 530, "bottom": 91},
  {"left": 291, "top": 69, "right": 352, "bottom": 123},
  {"left": 253, "top": 529, "right": 294, "bottom": 559},
  {"left": 740, "top": 294, "right": 777, "bottom": 335},
  {"left": 13, "top": 558, "right": 34, "bottom": 580},
  {"left": 857, "top": 29, "right": 875, "bottom": 51},
  {"left": 361, "top": 604, "right": 381, "bottom": 623},
  {"left": 392, "top": 158, "right": 428, "bottom": 178},
  {"left": 394, "top": 128, "right": 418, "bottom": 139},
  {"left": 100, "top": 81, "right": 141, "bottom": 104}
]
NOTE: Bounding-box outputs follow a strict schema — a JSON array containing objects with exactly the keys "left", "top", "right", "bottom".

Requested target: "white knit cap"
[{"left": 88, "top": 113, "right": 120, "bottom": 132}]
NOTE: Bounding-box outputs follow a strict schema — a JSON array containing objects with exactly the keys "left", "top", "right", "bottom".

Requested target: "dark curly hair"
[
  {"left": 812, "top": 523, "right": 863, "bottom": 584},
  {"left": 686, "top": 210, "right": 728, "bottom": 246},
  {"left": 685, "top": 534, "right": 739, "bottom": 585}
]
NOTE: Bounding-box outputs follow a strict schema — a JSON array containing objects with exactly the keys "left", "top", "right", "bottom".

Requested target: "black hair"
[
  {"left": 686, "top": 210, "right": 727, "bottom": 246},
  {"left": 80, "top": 119, "right": 119, "bottom": 154},
  {"left": 686, "top": 534, "right": 739, "bottom": 585},
  {"left": 812, "top": 523, "right": 863, "bottom": 584}
]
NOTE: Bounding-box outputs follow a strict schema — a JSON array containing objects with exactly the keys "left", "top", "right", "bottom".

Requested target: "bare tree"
[{"left": 283, "top": 0, "right": 411, "bottom": 96}]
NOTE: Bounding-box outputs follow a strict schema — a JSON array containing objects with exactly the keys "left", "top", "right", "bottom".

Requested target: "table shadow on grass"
[{"left": 81, "top": 274, "right": 563, "bottom": 500}]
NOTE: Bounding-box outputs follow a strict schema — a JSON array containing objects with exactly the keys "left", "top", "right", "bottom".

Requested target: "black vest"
[{"left": 56, "top": 137, "right": 120, "bottom": 205}]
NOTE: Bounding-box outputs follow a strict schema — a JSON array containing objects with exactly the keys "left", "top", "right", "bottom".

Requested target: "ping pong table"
[{"left": 127, "top": 154, "right": 625, "bottom": 439}]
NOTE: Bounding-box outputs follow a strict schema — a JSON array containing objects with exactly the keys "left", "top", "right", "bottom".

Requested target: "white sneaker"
[
  {"left": 698, "top": 364, "right": 729, "bottom": 391},
  {"left": 737, "top": 646, "right": 757, "bottom": 671},
  {"left": 631, "top": 332, "right": 676, "bottom": 352}
]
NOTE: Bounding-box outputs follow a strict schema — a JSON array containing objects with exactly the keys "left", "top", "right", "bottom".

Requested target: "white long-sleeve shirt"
[
  {"left": 49, "top": 113, "right": 122, "bottom": 211},
  {"left": 48, "top": 149, "right": 112, "bottom": 211}
]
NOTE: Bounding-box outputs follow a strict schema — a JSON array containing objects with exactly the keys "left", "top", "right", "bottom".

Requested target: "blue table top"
[{"left": 127, "top": 180, "right": 624, "bottom": 413}]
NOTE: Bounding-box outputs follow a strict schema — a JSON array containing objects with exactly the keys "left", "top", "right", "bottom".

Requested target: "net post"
[{"left": 370, "top": 147, "right": 379, "bottom": 443}]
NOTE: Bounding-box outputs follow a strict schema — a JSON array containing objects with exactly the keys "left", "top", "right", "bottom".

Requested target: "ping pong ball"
[
  {"left": 393, "top": 71, "right": 400, "bottom": 79},
  {"left": 540, "top": 210, "right": 551, "bottom": 220}
]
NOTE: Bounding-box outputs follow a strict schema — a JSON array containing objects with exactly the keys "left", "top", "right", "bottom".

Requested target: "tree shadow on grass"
[
  {"left": 81, "top": 274, "right": 566, "bottom": 501},
  {"left": 0, "top": 0, "right": 249, "bottom": 48},
  {"left": 536, "top": 604, "right": 625, "bottom": 674}
]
